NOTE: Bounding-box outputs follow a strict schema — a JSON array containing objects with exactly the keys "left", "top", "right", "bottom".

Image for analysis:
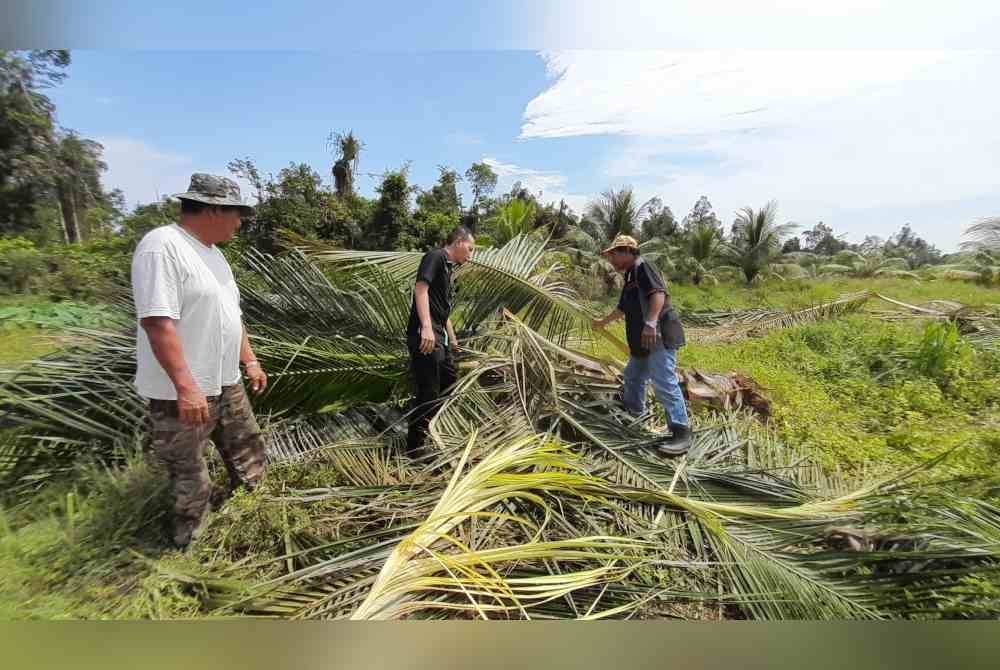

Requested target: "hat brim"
[
  {"left": 174, "top": 193, "right": 254, "bottom": 214},
  {"left": 601, "top": 244, "right": 635, "bottom": 255}
]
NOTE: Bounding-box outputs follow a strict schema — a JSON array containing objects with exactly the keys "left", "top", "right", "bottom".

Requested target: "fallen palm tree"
[{"left": 2, "top": 236, "right": 998, "bottom": 619}]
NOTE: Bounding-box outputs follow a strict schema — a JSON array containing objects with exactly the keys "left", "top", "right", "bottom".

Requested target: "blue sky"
[
  {"left": 40, "top": 2, "right": 1000, "bottom": 252},
  {"left": 49, "top": 50, "right": 617, "bottom": 220}
]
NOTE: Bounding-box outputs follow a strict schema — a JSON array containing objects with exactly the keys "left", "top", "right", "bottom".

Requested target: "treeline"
[{"left": 2, "top": 50, "right": 997, "bottom": 302}]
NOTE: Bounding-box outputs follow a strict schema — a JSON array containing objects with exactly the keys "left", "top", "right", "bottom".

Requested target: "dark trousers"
[{"left": 406, "top": 343, "right": 457, "bottom": 454}]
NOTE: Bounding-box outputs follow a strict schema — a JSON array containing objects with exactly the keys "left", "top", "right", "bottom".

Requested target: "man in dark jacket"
[
  {"left": 405, "top": 226, "right": 475, "bottom": 454},
  {"left": 592, "top": 234, "right": 691, "bottom": 453}
]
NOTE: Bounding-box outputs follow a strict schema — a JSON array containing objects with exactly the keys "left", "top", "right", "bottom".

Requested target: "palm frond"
[
  {"left": 299, "top": 233, "right": 599, "bottom": 344},
  {"left": 962, "top": 216, "right": 1000, "bottom": 251}
]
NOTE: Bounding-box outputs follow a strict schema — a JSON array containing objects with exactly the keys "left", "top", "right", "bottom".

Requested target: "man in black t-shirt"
[
  {"left": 593, "top": 234, "right": 691, "bottom": 453},
  {"left": 405, "top": 226, "right": 476, "bottom": 454}
]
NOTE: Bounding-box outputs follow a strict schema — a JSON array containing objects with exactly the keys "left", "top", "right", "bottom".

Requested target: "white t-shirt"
[{"left": 131, "top": 224, "right": 243, "bottom": 400}]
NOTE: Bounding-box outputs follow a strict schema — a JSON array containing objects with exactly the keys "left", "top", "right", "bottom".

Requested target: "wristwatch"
[{"left": 644, "top": 320, "right": 658, "bottom": 329}]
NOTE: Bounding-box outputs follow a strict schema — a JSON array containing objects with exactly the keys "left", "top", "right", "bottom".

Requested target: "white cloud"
[
  {"left": 523, "top": 51, "right": 952, "bottom": 139},
  {"left": 519, "top": 50, "right": 1000, "bottom": 250},
  {"left": 97, "top": 137, "right": 255, "bottom": 209},
  {"left": 481, "top": 156, "right": 590, "bottom": 213}
]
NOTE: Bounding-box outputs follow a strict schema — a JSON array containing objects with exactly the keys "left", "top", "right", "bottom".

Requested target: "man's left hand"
[
  {"left": 450, "top": 339, "right": 461, "bottom": 354},
  {"left": 641, "top": 325, "right": 657, "bottom": 352},
  {"left": 245, "top": 362, "right": 268, "bottom": 394}
]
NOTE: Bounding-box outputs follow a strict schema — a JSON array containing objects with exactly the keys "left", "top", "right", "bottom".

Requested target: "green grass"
[
  {"left": 0, "top": 296, "right": 122, "bottom": 369},
  {"left": 1, "top": 279, "right": 999, "bottom": 618},
  {"left": 677, "top": 316, "right": 1000, "bottom": 475},
  {"left": 0, "top": 453, "right": 289, "bottom": 620},
  {"left": 0, "top": 326, "right": 59, "bottom": 368},
  {"left": 0, "top": 299, "right": 124, "bottom": 330},
  {"left": 667, "top": 276, "right": 1000, "bottom": 312}
]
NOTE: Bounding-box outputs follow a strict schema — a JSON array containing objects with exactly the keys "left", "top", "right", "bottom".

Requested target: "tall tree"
[
  {"left": 883, "top": 223, "right": 942, "bottom": 268},
  {"left": 0, "top": 50, "right": 70, "bottom": 236},
  {"left": 781, "top": 237, "right": 802, "bottom": 253},
  {"left": 857, "top": 235, "right": 885, "bottom": 256},
  {"left": 721, "top": 201, "right": 797, "bottom": 284},
  {"left": 371, "top": 168, "right": 414, "bottom": 250},
  {"left": 534, "top": 200, "right": 574, "bottom": 240},
  {"left": 407, "top": 167, "right": 463, "bottom": 250},
  {"left": 801, "top": 221, "right": 848, "bottom": 256},
  {"left": 464, "top": 161, "right": 497, "bottom": 227},
  {"left": 233, "top": 162, "right": 331, "bottom": 252},
  {"left": 416, "top": 166, "right": 462, "bottom": 217},
  {"left": 681, "top": 195, "right": 721, "bottom": 233},
  {"left": 585, "top": 186, "right": 654, "bottom": 242},
  {"left": 329, "top": 131, "right": 363, "bottom": 198},
  {"left": 640, "top": 197, "right": 678, "bottom": 241},
  {"left": 52, "top": 130, "right": 108, "bottom": 243},
  {"left": 227, "top": 157, "right": 265, "bottom": 205}
]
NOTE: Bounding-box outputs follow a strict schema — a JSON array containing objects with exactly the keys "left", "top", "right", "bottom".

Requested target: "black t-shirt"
[
  {"left": 407, "top": 248, "right": 455, "bottom": 339},
  {"left": 616, "top": 258, "right": 667, "bottom": 357}
]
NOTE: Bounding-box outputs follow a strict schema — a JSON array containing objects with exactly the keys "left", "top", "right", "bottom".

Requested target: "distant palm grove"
[{"left": 2, "top": 50, "right": 998, "bottom": 302}]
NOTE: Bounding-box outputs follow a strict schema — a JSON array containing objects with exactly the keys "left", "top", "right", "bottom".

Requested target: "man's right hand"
[
  {"left": 419, "top": 324, "right": 437, "bottom": 354},
  {"left": 176, "top": 385, "right": 209, "bottom": 425}
]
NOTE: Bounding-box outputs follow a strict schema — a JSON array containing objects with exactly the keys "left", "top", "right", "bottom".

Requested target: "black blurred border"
[
  {"left": 0, "top": 0, "right": 535, "bottom": 50},
  {"left": 1, "top": 623, "right": 999, "bottom": 670},
  {"left": 3, "top": 3, "right": 1000, "bottom": 670},
  {"left": 5, "top": 0, "right": 999, "bottom": 50}
]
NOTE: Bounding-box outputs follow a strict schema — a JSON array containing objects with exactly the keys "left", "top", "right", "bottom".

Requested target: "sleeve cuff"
[{"left": 137, "top": 308, "right": 180, "bottom": 319}]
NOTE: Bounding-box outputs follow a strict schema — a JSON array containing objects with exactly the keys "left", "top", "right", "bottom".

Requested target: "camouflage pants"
[{"left": 147, "top": 383, "right": 267, "bottom": 548}]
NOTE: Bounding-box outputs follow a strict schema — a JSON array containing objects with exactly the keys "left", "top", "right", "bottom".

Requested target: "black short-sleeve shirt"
[
  {"left": 407, "top": 248, "right": 455, "bottom": 338},
  {"left": 616, "top": 258, "right": 667, "bottom": 356}
]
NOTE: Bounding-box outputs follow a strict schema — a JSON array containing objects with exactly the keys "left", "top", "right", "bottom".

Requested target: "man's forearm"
[
  {"left": 240, "top": 326, "right": 257, "bottom": 364},
  {"left": 141, "top": 317, "right": 198, "bottom": 391},
  {"left": 646, "top": 292, "right": 665, "bottom": 324},
  {"left": 415, "top": 283, "right": 433, "bottom": 329}
]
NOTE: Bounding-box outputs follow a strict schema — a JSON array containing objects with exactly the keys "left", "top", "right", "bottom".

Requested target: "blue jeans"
[{"left": 622, "top": 343, "right": 689, "bottom": 427}]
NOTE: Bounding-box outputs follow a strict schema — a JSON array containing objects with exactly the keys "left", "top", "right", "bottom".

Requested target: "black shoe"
[{"left": 660, "top": 423, "right": 692, "bottom": 455}]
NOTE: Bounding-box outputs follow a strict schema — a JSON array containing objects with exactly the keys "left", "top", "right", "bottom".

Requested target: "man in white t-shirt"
[{"left": 132, "top": 173, "right": 268, "bottom": 549}]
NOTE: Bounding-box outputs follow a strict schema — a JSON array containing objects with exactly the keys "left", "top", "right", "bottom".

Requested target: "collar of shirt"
[
  {"left": 174, "top": 223, "right": 214, "bottom": 251},
  {"left": 624, "top": 256, "right": 643, "bottom": 281}
]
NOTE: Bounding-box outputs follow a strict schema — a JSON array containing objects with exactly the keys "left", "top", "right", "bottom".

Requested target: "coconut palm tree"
[
  {"left": 329, "top": 131, "right": 363, "bottom": 198},
  {"left": 683, "top": 220, "right": 724, "bottom": 285},
  {"left": 486, "top": 198, "right": 536, "bottom": 246},
  {"left": 829, "top": 251, "right": 921, "bottom": 279},
  {"left": 721, "top": 201, "right": 797, "bottom": 284},
  {"left": 585, "top": 187, "right": 655, "bottom": 243},
  {"left": 640, "top": 221, "right": 722, "bottom": 285}
]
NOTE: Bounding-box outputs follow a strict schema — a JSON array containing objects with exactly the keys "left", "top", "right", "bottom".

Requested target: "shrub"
[
  {"left": 910, "top": 321, "right": 964, "bottom": 382},
  {"left": 0, "top": 238, "right": 46, "bottom": 294},
  {"left": 43, "top": 245, "right": 113, "bottom": 301}
]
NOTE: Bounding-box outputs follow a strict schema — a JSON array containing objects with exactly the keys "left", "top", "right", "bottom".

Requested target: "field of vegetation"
[
  {"left": 2, "top": 50, "right": 1000, "bottom": 620},
  {"left": 2, "top": 268, "right": 998, "bottom": 620}
]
